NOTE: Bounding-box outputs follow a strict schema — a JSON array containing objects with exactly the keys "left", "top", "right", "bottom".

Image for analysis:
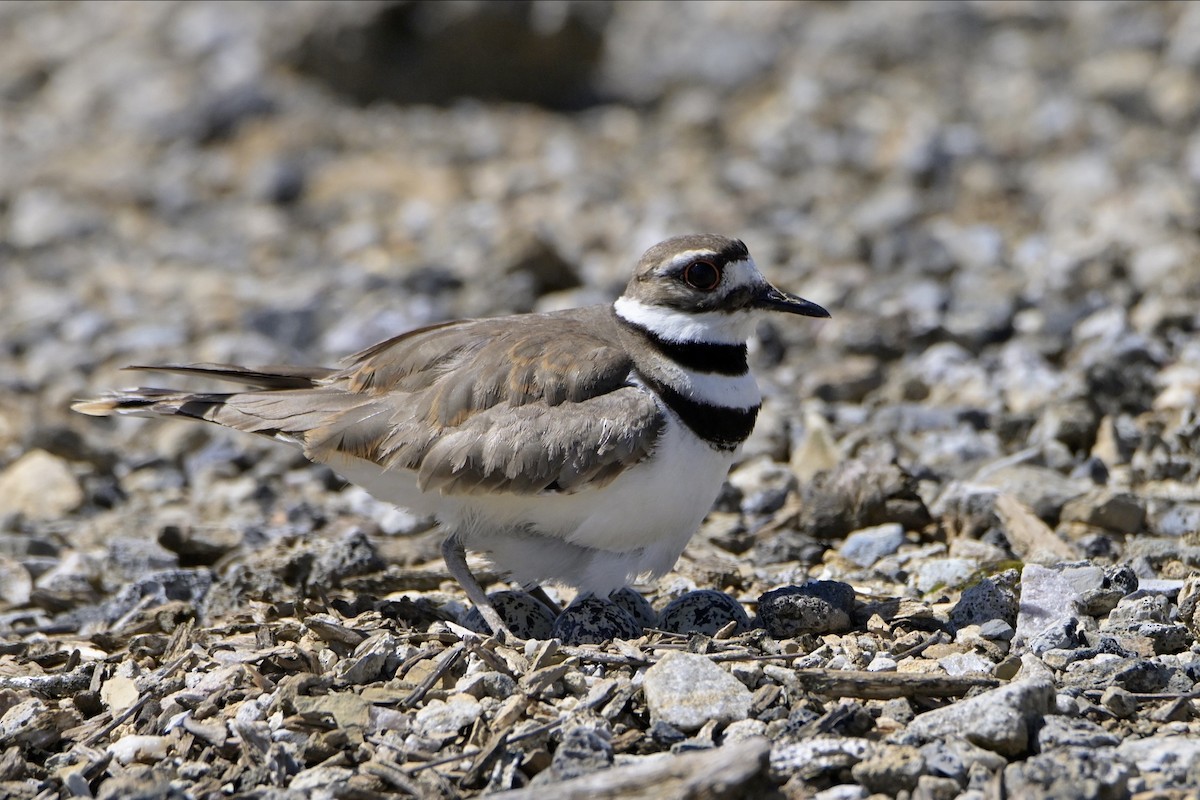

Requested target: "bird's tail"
[{"left": 71, "top": 363, "right": 341, "bottom": 445}]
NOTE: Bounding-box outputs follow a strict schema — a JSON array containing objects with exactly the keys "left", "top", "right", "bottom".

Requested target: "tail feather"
[
  {"left": 72, "top": 388, "right": 206, "bottom": 418},
  {"left": 123, "top": 363, "right": 335, "bottom": 389}
]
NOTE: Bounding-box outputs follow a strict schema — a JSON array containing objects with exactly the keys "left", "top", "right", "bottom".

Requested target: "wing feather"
[{"left": 76, "top": 306, "right": 664, "bottom": 497}]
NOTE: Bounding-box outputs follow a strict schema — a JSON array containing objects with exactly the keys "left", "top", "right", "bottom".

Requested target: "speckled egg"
[
  {"left": 657, "top": 589, "right": 750, "bottom": 635},
  {"left": 551, "top": 597, "right": 643, "bottom": 644},
  {"left": 609, "top": 587, "right": 658, "bottom": 628},
  {"left": 461, "top": 591, "right": 556, "bottom": 639},
  {"left": 756, "top": 582, "right": 855, "bottom": 638}
]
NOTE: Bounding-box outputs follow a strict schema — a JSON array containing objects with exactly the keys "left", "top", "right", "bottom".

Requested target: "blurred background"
[{"left": 2, "top": 0, "right": 1200, "bottom": 615}]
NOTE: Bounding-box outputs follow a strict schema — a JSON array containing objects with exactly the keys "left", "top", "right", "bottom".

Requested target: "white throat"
[{"left": 613, "top": 296, "right": 758, "bottom": 345}]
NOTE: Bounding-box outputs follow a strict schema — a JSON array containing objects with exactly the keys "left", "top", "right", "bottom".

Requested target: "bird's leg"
[
  {"left": 441, "top": 534, "right": 515, "bottom": 642},
  {"left": 526, "top": 585, "right": 562, "bottom": 617}
]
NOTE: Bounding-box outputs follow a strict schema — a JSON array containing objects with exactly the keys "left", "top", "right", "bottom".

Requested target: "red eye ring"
[{"left": 682, "top": 259, "right": 722, "bottom": 291}]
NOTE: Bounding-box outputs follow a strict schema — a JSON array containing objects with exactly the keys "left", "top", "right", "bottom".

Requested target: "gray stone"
[
  {"left": 1003, "top": 747, "right": 1132, "bottom": 800},
  {"left": 7, "top": 187, "right": 102, "bottom": 248},
  {"left": 1013, "top": 564, "right": 1085, "bottom": 654},
  {"left": 839, "top": 523, "right": 906, "bottom": 567},
  {"left": 535, "top": 719, "right": 613, "bottom": 783},
  {"left": 1036, "top": 716, "right": 1121, "bottom": 750},
  {"left": 1106, "top": 594, "right": 1171, "bottom": 626},
  {"left": 103, "top": 569, "right": 213, "bottom": 624},
  {"left": 977, "top": 619, "right": 1017, "bottom": 641},
  {"left": 412, "top": 694, "right": 482, "bottom": 743},
  {"left": 905, "top": 677, "right": 1055, "bottom": 757},
  {"left": 1117, "top": 735, "right": 1200, "bottom": 789},
  {"left": 1060, "top": 489, "right": 1146, "bottom": 534},
  {"left": 158, "top": 523, "right": 244, "bottom": 564},
  {"left": 914, "top": 558, "right": 977, "bottom": 593},
  {"left": 973, "top": 463, "right": 1083, "bottom": 523},
  {"left": 939, "top": 652, "right": 995, "bottom": 677},
  {"left": 1152, "top": 502, "right": 1200, "bottom": 537},
  {"left": 949, "top": 571, "right": 1019, "bottom": 631},
  {"left": 913, "top": 775, "right": 964, "bottom": 800},
  {"left": 0, "top": 557, "right": 32, "bottom": 606},
  {"left": 0, "top": 449, "right": 84, "bottom": 520},
  {"left": 850, "top": 743, "right": 924, "bottom": 793},
  {"left": 642, "top": 652, "right": 752, "bottom": 733},
  {"left": 811, "top": 786, "right": 868, "bottom": 800},
  {"left": 769, "top": 736, "right": 872, "bottom": 782}
]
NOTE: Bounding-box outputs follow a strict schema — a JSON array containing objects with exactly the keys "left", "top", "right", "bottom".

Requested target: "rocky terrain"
[{"left": 2, "top": 2, "right": 1200, "bottom": 798}]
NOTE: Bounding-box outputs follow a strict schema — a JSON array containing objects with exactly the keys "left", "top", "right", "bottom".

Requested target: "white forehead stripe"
[
  {"left": 614, "top": 297, "right": 758, "bottom": 345},
  {"left": 722, "top": 258, "right": 762, "bottom": 290},
  {"left": 662, "top": 253, "right": 762, "bottom": 289}
]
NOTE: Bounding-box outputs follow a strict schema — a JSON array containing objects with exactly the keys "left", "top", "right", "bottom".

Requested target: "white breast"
[{"left": 324, "top": 413, "right": 737, "bottom": 595}]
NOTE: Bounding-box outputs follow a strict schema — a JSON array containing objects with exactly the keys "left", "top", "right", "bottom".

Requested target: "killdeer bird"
[{"left": 74, "top": 234, "right": 829, "bottom": 638}]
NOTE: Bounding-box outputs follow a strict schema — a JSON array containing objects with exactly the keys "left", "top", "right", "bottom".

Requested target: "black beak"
[{"left": 754, "top": 284, "right": 830, "bottom": 318}]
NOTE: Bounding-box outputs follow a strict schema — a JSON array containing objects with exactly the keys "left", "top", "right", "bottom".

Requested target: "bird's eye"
[{"left": 682, "top": 260, "right": 721, "bottom": 291}]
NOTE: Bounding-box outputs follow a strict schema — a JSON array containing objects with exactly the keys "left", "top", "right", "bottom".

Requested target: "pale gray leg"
[{"left": 441, "top": 534, "right": 514, "bottom": 641}]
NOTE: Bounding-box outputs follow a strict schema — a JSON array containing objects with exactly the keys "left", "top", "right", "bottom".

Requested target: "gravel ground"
[{"left": 2, "top": 2, "right": 1200, "bottom": 798}]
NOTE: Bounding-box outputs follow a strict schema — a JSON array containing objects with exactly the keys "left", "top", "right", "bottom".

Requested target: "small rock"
[
  {"left": 1003, "top": 746, "right": 1132, "bottom": 800},
  {"left": 722, "top": 719, "right": 768, "bottom": 743},
  {"left": 839, "top": 523, "right": 906, "bottom": 567},
  {"left": 1152, "top": 502, "right": 1200, "bottom": 537},
  {"left": 1117, "top": 735, "right": 1200, "bottom": 788},
  {"left": 1078, "top": 564, "right": 1139, "bottom": 616},
  {"left": 769, "top": 736, "right": 872, "bottom": 782},
  {"left": 104, "top": 569, "right": 213, "bottom": 624},
  {"left": 850, "top": 743, "right": 924, "bottom": 794},
  {"left": 100, "top": 675, "right": 140, "bottom": 713},
  {"left": 1105, "top": 594, "right": 1171, "bottom": 626},
  {"left": 293, "top": 693, "right": 371, "bottom": 730},
  {"left": 914, "top": 558, "right": 977, "bottom": 593},
  {"left": 1059, "top": 489, "right": 1146, "bottom": 534},
  {"left": 796, "top": 455, "right": 932, "bottom": 540},
  {"left": 7, "top": 187, "right": 101, "bottom": 248},
  {"left": 727, "top": 455, "right": 798, "bottom": 516},
  {"left": 811, "top": 786, "right": 869, "bottom": 800},
  {"left": 0, "top": 449, "right": 85, "bottom": 520},
  {"left": 552, "top": 597, "right": 641, "bottom": 644},
  {"left": 158, "top": 523, "right": 243, "bottom": 564},
  {"left": 657, "top": 590, "right": 750, "bottom": 636},
  {"left": 756, "top": 582, "right": 854, "bottom": 638},
  {"left": 0, "top": 557, "right": 33, "bottom": 606},
  {"left": 536, "top": 719, "right": 613, "bottom": 783},
  {"left": 939, "top": 652, "right": 995, "bottom": 677},
  {"left": 904, "top": 677, "right": 1055, "bottom": 757},
  {"left": 973, "top": 463, "right": 1084, "bottom": 523},
  {"left": 949, "top": 571, "right": 1019, "bottom": 631},
  {"left": 1178, "top": 575, "right": 1200, "bottom": 636},
  {"left": 790, "top": 408, "right": 840, "bottom": 483},
  {"left": 913, "top": 775, "right": 963, "bottom": 800},
  {"left": 107, "top": 735, "right": 172, "bottom": 766},
  {"left": 642, "top": 652, "right": 752, "bottom": 732},
  {"left": 413, "top": 694, "right": 482, "bottom": 743},
  {"left": 1036, "top": 716, "right": 1121, "bottom": 750},
  {"left": 1013, "top": 564, "right": 1085, "bottom": 654},
  {"left": 1101, "top": 684, "right": 1142, "bottom": 719}
]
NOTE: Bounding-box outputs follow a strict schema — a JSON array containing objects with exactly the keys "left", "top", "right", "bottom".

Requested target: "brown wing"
[
  {"left": 305, "top": 306, "right": 664, "bottom": 494},
  {"left": 76, "top": 307, "right": 665, "bottom": 496}
]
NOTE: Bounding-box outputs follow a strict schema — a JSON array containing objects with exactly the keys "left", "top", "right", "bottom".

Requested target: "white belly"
[{"left": 324, "top": 417, "right": 736, "bottom": 595}]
